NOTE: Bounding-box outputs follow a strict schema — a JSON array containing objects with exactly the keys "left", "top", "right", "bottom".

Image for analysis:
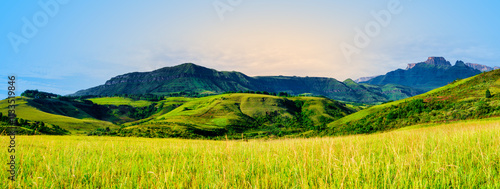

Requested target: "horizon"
[{"left": 1, "top": 1, "right": 500, "bottom": 99}]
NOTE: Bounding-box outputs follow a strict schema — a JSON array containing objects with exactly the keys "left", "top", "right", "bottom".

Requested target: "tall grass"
[{"left": 1, "top": 119, "right": 499, "bottom": 188}]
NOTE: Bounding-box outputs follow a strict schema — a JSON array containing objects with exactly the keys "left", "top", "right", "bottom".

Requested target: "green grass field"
[
  {"left": 88, "top": 97, "right": 153, "bottom": 107},
  {"left": 2, "top": 119, "right": 498, "bottom": 188}
]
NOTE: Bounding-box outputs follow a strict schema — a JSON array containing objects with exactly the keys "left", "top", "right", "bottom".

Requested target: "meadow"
[
  {"left": 1, "top": 119, "right": 499, "bottom": 188},
  {"left": 88, "top": 97, "right": 153, "bottom": 108}
]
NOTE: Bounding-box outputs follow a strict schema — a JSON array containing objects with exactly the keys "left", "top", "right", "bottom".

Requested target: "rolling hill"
[
  {"left": 1, "top": 91, "right": 356, "bottom": 138},
  {"left": 71, "top": 63, "right": 423, "bottom": 104},
  {"left": 327, "top": 69, "right": 500, "bottom": 135},
  {"left": 119, "top": 93, "right": 355, "bottom": 138}
]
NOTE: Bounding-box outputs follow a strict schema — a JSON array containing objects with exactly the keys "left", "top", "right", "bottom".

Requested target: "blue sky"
[{"left": 1, "top": 0, "right": 500, "bottom": 99}]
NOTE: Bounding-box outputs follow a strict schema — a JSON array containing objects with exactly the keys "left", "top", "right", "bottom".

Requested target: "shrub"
[{"left": 486, "top": 89, "right": 492, "bottom": 98}]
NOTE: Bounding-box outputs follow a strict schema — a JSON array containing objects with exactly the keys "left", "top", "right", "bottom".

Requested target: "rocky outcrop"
[
  {"left": 406, "top": 63, "right": 418, "bottom": 69},
  {"left": 465, "top": 63, "right": 497, "bottom": 72}
]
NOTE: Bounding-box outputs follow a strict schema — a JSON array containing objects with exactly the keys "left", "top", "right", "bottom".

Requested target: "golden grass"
[{"left": 1, "top": 119, "right": 499, "bottom": 188}]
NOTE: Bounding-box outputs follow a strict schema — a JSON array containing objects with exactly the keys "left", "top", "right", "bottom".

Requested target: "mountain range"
[
  {"left": 360, "top": 57, "right": 486, "bottom": 91},
  {"left": 71, "top": 63, "right": 423, "bottom": 104},
  {"left": 72, "top": 57, "right": 495, "bottom": 104}
]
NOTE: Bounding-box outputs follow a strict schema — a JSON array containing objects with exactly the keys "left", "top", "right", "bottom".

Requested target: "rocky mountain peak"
[
  {"left": 406, "top": 57, "right": 451, "bottom": 69},
  {"left": 424, "top": 57, "right": 451, "bottom": 67},
  {"left": 454, "top": 60, "right": 466, "bottom": 67}
]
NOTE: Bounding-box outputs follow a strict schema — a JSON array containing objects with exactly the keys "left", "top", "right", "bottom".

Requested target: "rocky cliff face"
[
  {"left": 406, "top": 57, "right": 451, "bottom": 69},
  {"left": 406, "top": 63, "right": 418, "bottom": 69},
  {"left": 423, "top": 57, "right": 451, "bottom": 67}
]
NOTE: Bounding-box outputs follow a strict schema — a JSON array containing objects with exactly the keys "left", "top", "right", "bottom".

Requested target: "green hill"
[
  {"left": 0, "top": 97, "right": 118, "bottom": 134},
  {"left": 327, "top": 69, "right": 500, "bottom": 135},
  {"left": 71, "top": 63, "right": 423, "bottom": 104},
  {"left": 118, "top": 93, "right": 354, "bottom": 139}
]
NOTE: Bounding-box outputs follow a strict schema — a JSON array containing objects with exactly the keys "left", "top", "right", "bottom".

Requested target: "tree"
[
  {"left": 486, "top": 89, "right": 492, "bottom": 98},
  {"left": 18, "top": 118, "right": 26, "bottom": 126}
]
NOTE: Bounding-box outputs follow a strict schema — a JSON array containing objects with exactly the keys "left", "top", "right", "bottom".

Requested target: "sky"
[{"left": 1, "top": 0, "right": 500, "bottom": 99}]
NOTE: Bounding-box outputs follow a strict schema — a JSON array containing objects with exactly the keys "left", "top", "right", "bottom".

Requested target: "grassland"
[
  {"left": 88, "top": 97, "right": 152, "bottom": 107},
  {"left": 2, "top": 118, "right": 498, "bottom": 188}
]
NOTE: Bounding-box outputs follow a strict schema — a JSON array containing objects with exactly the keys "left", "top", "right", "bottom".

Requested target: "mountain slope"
[
  {"left": 363, "top": 57, "right": 481, "bottom": 91},
  {"left": 71, "top": 63, "right": 421, "bottom": 104},
  {"left": 328, "top": 69, "right": 500, "bottom": 135}
]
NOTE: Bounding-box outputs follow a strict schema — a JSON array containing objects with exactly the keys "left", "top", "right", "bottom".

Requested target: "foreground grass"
[{"left": 1, "top": 120, "right": 499, "bottom": 188}]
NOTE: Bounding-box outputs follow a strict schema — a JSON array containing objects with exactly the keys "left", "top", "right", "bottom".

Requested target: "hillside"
[
  {"left": 362, "top": 57, "right": 481, "bottom": 91},
  {"left": 118, "top": 93, "right": 355, "bottom": 138},
  {"left": 0, "top": 97, "right": 119, "bottom": 134},
  {"left": 71, "top": 63, "right": 422, "bottom": 104},
  {"left": 328, "top": 69, "right": 500, "bottom": 135},
  {"left": 2, "top": 92, "right": 356, "bottom": 138}
]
